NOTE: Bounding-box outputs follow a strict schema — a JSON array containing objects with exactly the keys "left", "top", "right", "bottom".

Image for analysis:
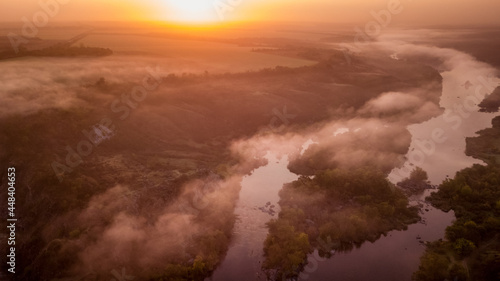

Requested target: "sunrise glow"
[
  {"left": 163, "top": 0, "right": 221, "bottom": 23},
  {"left": 1, "top": 0, "right": 500, "bottom": 280}
]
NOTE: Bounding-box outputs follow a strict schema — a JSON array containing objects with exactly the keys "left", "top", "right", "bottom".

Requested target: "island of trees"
[{"left": 263, "top": 167, "right": 420, "bottom": 280}]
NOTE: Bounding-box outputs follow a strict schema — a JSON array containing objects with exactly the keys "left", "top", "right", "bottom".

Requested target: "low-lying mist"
[{"left": 2, "top": 28, "right": 499, "bottom": 280}]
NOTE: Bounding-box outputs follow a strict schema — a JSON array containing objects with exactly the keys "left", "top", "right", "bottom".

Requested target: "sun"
[{"left": 164, "top": 0, "right": 219, "bottom": 23}]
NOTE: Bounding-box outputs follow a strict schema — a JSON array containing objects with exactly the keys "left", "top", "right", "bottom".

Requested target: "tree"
[
  {"left": 453, "top": 238, "right": 476, "bottom": 258},
  {"left": 448, "top": 263, "right": 468, "bottom": 281},
  {"left": 410, "top": 167, "right": 428, "bottom": 182},
  {"left": 413, "top": 252, "right": 450, "bottom": 281},
  {"left": 264, "top": 220, "right": 310, "bottom": 279}
]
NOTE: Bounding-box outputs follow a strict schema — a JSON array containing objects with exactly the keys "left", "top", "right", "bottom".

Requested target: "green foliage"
[
  {"left": 192, "top": 256, "right": 206, "bottom": 277},
  {"left": 470, "top": 249, "right": 500, "bottom": 281},
  {"left": 263, "top": 220, "right": 310, "bottom": 279},
  {"left": 152, "top": 258, "right": 210, "bottom": 281},
  {"left": 416, "top": 164, "right": 500, "bottom": 281},
  {"left": 377, "top": 202, "right": 395, "bottom": 216},
  {"left": 410, "top": 166, "right": 428, "bottom": 182},
  {"left": 413, "top": 249, "right": 450, "bottom": 281},
  {"left": 397, "top": 167, "right": 431, "bottom": 195},
  {"left": 0, "top": 106, "right": 237, "bottom": 281},
  {"left": 314, "top": 168, "right": 396, "bottom": 201},
  {"left": 150, "top": 230, "right": 234, "bottom": 280},
  {"left": 448, "top": 263, "right": 468, "bottom": 281},
  {"left": 264, "top": 167, "right": 420, "bottom": 279},
  {"left": 452, "top": 238, "right": 476, "bottom": 258}
]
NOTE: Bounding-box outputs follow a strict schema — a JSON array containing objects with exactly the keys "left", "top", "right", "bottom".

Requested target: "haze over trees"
[
  {"left": 0, "top": 18, "right": 499, "bottom": 281},
  {"left": 263, "top": 167, "right": 420, "bottom": 279}
]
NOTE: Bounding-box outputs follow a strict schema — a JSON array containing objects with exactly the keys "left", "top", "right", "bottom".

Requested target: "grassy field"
[{"left": 76, "top": 33, "right": 316, "bottom": 72}]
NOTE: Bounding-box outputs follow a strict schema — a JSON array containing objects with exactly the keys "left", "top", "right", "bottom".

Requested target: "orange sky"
[{"left": 1, "top": 0, "right": 499, "bottom": 26}]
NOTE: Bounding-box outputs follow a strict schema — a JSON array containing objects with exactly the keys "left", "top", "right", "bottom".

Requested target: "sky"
[{"left": 1, "top": 0, "right": 499, "bottom": 26}]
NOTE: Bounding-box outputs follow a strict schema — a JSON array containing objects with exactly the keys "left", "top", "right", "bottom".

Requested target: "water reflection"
[
  {"left": 390, "top": 49, "right": 500, "bottom": 184},
  {"left": 214, "top": 43, "right": 498, "bottom": 281},
  {"left": 302, "top": 190, "right": 454, "bottom": 281},
  {"left": 211, "top": 153, "right": 298, "bottom": 281}
]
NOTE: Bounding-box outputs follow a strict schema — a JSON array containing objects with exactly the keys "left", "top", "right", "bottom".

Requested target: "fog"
[
  {"left": 0, "top": 57, "right": 167, "bottom": 117},
  {"left": 1, "top": 26, "right": 499, "bottom": 280},
  {"left": 41, "top": 173, "right": 244, "bottom": 278}
]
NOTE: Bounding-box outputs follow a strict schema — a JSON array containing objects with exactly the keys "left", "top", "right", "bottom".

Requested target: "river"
[
  {"left": 211, "top": 153, "right": 298, "bottom": 281},
  {"left": 211, "top": 42, "right": 499, "bottom": 281},
  {"left": 307, "top": 43, "right": 498, "bottom": 280},
  {"left": 301, "top": 190, "right": 454, "bottom": 281}
]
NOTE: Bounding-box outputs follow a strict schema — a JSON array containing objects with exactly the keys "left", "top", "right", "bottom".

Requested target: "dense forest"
[
  {"left": 0, "top": 107, "right": 238, "bottom": 281},
  {"left": 263, "top": 167, "right": 420, "bottom": 280},
  {"left": 413, "top": 116, "right": 500, "bottom": 281}
]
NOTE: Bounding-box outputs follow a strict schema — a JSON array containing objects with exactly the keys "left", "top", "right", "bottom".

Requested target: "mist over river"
[
  {"left": 212, "top": 154, "right": 298, "bottom": 281},
  {"left": 211, "top": 41, "right": 499, "bottom": 281}
]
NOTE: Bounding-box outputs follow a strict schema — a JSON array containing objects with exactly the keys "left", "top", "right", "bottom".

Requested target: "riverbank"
[{"left": 414, "top": 115, "right": 500, "bottom": 281}]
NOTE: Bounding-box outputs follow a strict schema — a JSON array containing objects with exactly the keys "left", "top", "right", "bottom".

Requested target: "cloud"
[
  {"left": 0, "top": 55, "right": 205, "bottom": 117},
  {"left": 361, "top": 92, "right": 422, "bottom": 114},
  {"left": 57, "top": 171, "right": 242, "bottom": 277},
  {"left": 358, "top": 89, "right": 442, "bottom": 123}
]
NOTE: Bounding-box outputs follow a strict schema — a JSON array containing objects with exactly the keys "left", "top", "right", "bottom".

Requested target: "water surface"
[{"left": 212, "top": 154, "right": 298, "bottom": 281}]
